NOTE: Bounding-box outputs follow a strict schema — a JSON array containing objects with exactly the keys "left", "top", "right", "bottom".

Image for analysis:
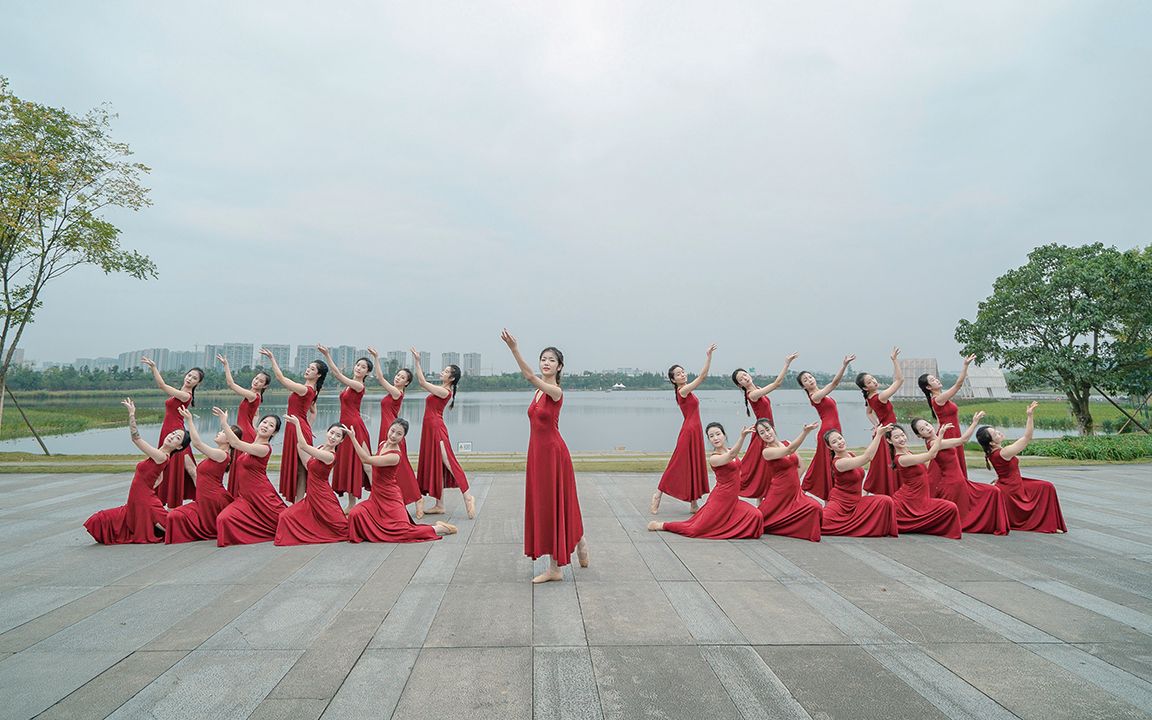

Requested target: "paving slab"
[
  {"left": 699, "top": 645, "right": 811, "bottom": 720},
  {"left": 321, "top": 648, "right": 418, "bottom": 720},
  {"left": 827, "top": 581, "right": 1006, "bottom": 644},
  {"left": 533, "top": 581, "right": 587, "bottom": 646},
  {"left": 424, "top": 582, "right": 531, "bottom": 647},
  {"left": 269, "top": 610, "right": 383, "bottom": 700},
  {"left": 701, "top": 581, "right": 848, "bottom": 645},
  {"left": 201, "top": 583, "right": 358, "bottom": 651},
  {"left": 534, "top": 646, "right": 603, "bottom": 720},
  {"left": 35, "top": 649, "right": 187, "bottom": 720},
  {"left": 368, "top": 582, "right": 448, "bottom": 649},
  {"left": 392, "top": 647, "right": 532, "bottom": 720},
  {"left": 453, "top": 541, "right": 535, "bottom": 583},
  {"left": 577, "top": 581, "right": 693, "bottom": 646},
  {"left": 0, "top": 648, "right": 128, "bottom": 719},
  {"left": 590, "top": 645, "right": 739, "bottom": 720}
]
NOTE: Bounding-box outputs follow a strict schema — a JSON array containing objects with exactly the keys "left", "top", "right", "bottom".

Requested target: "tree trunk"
[{"left": 1067, "top": 386, "right": 1094, "bottom": 436}]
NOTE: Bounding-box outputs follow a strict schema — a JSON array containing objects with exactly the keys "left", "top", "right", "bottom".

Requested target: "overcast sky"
[{"left": 5, "top": 1, "right": 1150, "bottom": 375}]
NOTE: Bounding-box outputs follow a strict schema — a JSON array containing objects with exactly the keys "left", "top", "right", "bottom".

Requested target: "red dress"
[
  {"left": 657, "top": 391, "right": 710, "bottom": 502},
  {"left": 738, "top": 396, "right": 774, "bottom": 498},
  {"left": 165, "top": 456, "right": 233, "bottom": 543},
  {"left": 758, "top": 444, "right": 822, "bottom": 542},
  {"left": 275, "top": 457, "right": 348, "bottom": 545},
  {"left": 217, "top": 447, "right": 285, "bottom": 546},
  {"left": 416, "top": 393, "right": 469, "bottom": 498},
  {"left": 821, "top": 454, "right": 898, "bottom": 537},
  {"left": 279, "top": 387, "right": 316, "bottom": 499},
  {"left": 663, "top": 457, "right": 762, "bottom": 539},
  {"left": 892, "top": 459, "right": 962, "bottom": 539},
  {"left": 524, "top": 392, "right": 584, "bottom": 566},
  {"left": 801, "top": 395, "right": 841, "bottom": 500},
  {"left": 227, "top": 395, "right": 262, "bottom": 493},
  {"left": 926, "top": 440, "right": 1008, "bottom": 535},
  {"left": 379, "top": 393, "right": 420, "bottom": 505},
  {"left": 862, "top": 395, "right": 899, "bottom": 495},
  {"left": 84, "top": 458, "right": 169, "bottom": 544},
  {"left": 989, "top": 450, "right": 1067, "bottom": 533},
  {"left": 331, "top": 386, "right": 370, "bottom": 499},
  {"left": 931, "top": 399, "right": 967, "bottom": 476},
  {"left": 349, "top": 450, "right": 440, "bottom": 543},
  {"left": 155, "top": 396, "right": 195, "bottom": 508}
]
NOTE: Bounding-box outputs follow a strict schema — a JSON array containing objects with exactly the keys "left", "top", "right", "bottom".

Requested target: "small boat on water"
[{"left": 611, "top": 383, "right": 626, "bottom": 390}]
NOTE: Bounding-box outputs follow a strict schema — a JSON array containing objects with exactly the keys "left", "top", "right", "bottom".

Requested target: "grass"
[
  {"left": 890, "top": 398, "right": 1142, "bottom": 433},
  {"left": 0, "top": 405, "right": 163, "bottom": 442}
]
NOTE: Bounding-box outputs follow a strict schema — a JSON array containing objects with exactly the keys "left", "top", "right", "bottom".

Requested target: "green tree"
[{"left": 955, "top": 243, "right": 1152, "bottom": 435}]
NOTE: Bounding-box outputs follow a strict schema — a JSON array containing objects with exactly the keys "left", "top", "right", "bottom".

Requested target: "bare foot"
[
  {"left": 465, "top": 494, "right": 476, "bottom": 519},
  {"left": 647, "top": 521, "right": 662, "bottom": 532},
  {"left": 576, "top": 538, "right": 590, "bottom": 568},
  {"left": 415, "top": 502, "right": 424, "bottom": 519},
  {"left": 689, "top": 501, "right": 699, "bottom": 514},
  {"left": 650, "top": 491, "right": 661, "bottom": 514},
  {"left": 532, "top": 569, "right": 564, "bottom": 584},
  {"left": 435, "top": 521, "right": 458, "bottom": 535}
]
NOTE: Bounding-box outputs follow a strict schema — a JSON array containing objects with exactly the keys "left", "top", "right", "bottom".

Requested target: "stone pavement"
[{"left": 1, "top": 464, "right": 1151, "bottom": 719}]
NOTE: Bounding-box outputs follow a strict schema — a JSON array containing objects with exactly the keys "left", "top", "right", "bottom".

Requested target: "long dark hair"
[
  {"left": 447, "top": 364, "right": 461, "bottom": 409},
  {"left": 398, "top": 368, "right": 414, "bottom": 387},
  {"left": 909, "top": 417, "right": 933, "bottom": 440},
  {"left": 917, "top": 373, "right": 939, "bottom": 419},
  {"left": 705, "top": 421, "right": 725, "bottom": 439},
  {"left": 796, "top": 370, "right": 815, "bottom": 396},
  {"left": 258, "top": 413, "right": 282, "bottom": 437},
  {"left": 754, "top": 417, "right": 775, "bottom": 442},
  {"left": 541, "top": 346, "right": 564, "bottom": 384},
  {"left": 731, "top": 368, "right": 752, "bottom": 416},
  {"left": 975, "top": 425, "right": 994, "bottom": 469},
  {"left": 885, "top": 424, "right": 904, "bottom": 469},
  {"left": 254, "top": 371, "right": 272, "bottom": 398},
  {"left": 187, "top": 367, "right": 205, "bottom": 407},
  {"left": 227, "top": 423, "right": 242, "bottom": 470},
  {"left": 356, "top": 356, "right": 375, "bottom": 374},
  {"left": 391, "top": 418, "right": 410, "bottom": 436},
  {"left": 667, "top": 365, "right": 683, "bottom": 392},
  {"left": 311, "top": 359, "right": 329, "bottom": 395},
  {"left": 854, "top": 372, "right": 870, "bottom": 401}
]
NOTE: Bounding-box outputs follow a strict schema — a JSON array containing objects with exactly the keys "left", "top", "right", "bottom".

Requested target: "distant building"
[
  {"left": 420, "top": 351, "right": 431, "bottom": 370},
  {"left": 962, "top": 365, "right": 1012, "bottom": 399},
  {"left": 616, "top": 367, "right": 640, "bottom": 377},
  {"left": 894, "top": 358, "right": 938, "bottom": 399},
  {"left": 385, "top": 350, "right": 407, "bottom": 373},
  {"left": 442, "top": 352, "right": 461, "bottom": 369},
  {"left": 10, "top": 348, "right": 25, "bottom": 368},
  {"left": 294, "top": 344, "right": 317, "bottom": 372},
  {"left": 329, "top": 345, "right": 358, "bottom": 371},
  {"left": 168, "top": 350, "right": 201, "bottom": 371},
  {"left": 221, "top": 343, "right": 254, "bottom": 371},
  {"left": 118, "top": 347, "right": 170, "bottom": 371},
  {"left": 462, "top": 352, "right": 481, "bottom": 376},
  {"left": 262, "top": 344, "right": 291, "bottom": 370},
  {"left": 91, "top": 356, "right": 118, "bottom": 371}
]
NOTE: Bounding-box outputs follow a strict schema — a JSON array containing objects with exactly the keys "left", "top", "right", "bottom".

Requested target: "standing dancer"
[
  {"left": 84, "top": 399, "right": 182, "bottom": 544},
  {"left": 821, "top": 427, "right": 899, "bottom": 537},
  {"left": 274, "top": 417, "right": 350, "bottom": 545},
  {"left": 856, "top": 347, "right": 904, "bottom": 495},
  {"left": 732, "top": 352, "right": 798, "bottom": 500},
  {"left": 976, "top": 402, "right": 1067, "bottom": 533},
  {"left": 164, "top": 407, "right": 236, "bottom": 543},
  {"left": 367, "top": 347, "right": 422, "bottom": 517},
  {"left": 215, "top": 409, "right": 285, "bottom": 546},
  {"left": 755, "top": 419, "right": 824, "bottom": 542},
  {"left": 318, "top": 345, "right": 372, "bottom": 511},
  {"left": 797, "top": 354, "right": 854, "bottom": 500},
  {"left": 217, "top": 355, "right": 271, "bottom": 441},
  {"left": 911, "top": 414, "right": 1009, "bottom": 535},
  {"left": 917, "top": 354, "right": 976, "bottom": 475},
  {"left": 647, "top": 423, "right": 763, "bottom": 540},
  {"left": 260, "top": 348, "right": 326, "bottom": 502},
  {"left": 501, "top": 330, "right": 589, "bottom": 583},
  {"left": 886, "top": 425, "right": 963, "bottom": 539},
  {"left": 142, "top": 357, "right": 203, "bottom": 508},
  {"left": 411, "top": 348, "right": 476, "bottom": 518},
  {"left": 650, "top": 344, "right": 716, "bottom": 515}
]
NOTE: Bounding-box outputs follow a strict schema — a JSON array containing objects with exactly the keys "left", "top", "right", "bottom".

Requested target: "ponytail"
[
  {"left": 730, "top": 369, "right": 751, "bottom": 416},
  {"left": 975, "top": 426, "right": 994, "bottom": 470},
  {"left": 917, "top": 373, "right": 938, "bottom": 419},
  {"left": 446, "top": 364, "right": 462, "bottom": 409},
  {"left": 188, "top": 367, "right": 205, "bottom": 407},
  {"left": 854, "top": 372, "right": 870, "bottom": 402}
]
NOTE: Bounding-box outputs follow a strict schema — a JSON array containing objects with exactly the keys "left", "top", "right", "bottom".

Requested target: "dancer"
[
  {"left": 367, "top": 347, "right": 421, "bottom": 517},
  {"left": 647, "top": 423, "right": 763, "bottom": 540},
  {"left": 755, "top": 419, "right": 823, "bottom": 542},
  {"left": 821, "top": 427, "right": 899, "bottom": 537},
  {"left": 164, "top": 407, "right": 236, "bottom": 543},
  {"left": 917, "top": 354, "right": 977, "bottom": 475},
  {"left": 348, "top": 421, "right": 458, "bottom": 543},
  {"left": 142, "top": 357, "right": 202, "bottom": 508},
  {"left": 650, "top": 344, "right": 716, "bottom": 514},
  {"left": 732, "top": 352, "right": 798, "bottom": 500},
  {"left": 886, "top": 424, "right": 962, "bottom": 539},
  {"left": 911, "top": 413, "right": 1009, "bottom": 535},
  {"left": 797, "top": 354, "right": 854, "bottom": 500},
  {"left": 84, "top": 398, "right": 181, "bottom": 544},
  {"left": 260, "top": 347, "right": 326, "bottom": 502},
  {"left": 217, "top": 355, "right": 271, "bottom": 441},
  {"left": 215, "top": 409, "right": 285, "bottom": 546},
  {"left": 976, "top": 402, "right": 1067, "bottom": 533},
  {"left": 411, "top": 348, "right": 476, "bottom": 518},
  {"left": 856, "top": 347, "right": 903, "bottom": 495},
  {"left": 318, "top": 345, "right": 372, "bottom": 511},
  {"left": 501, "top": 330, "right": 589, "bottom": 583},
  {"left": 274, "top": 417, "right": 350, "bottom": 545}
]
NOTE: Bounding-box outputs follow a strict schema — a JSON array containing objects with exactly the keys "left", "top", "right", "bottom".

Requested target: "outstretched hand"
[
  {"left": 706, "top": 343, "right": 717, "bottom": 357},
  {"left": 141, "top": 357, "right": 155, "bottom": 369},
  {"left": 803, "top": 421, "right": 820, "bottom": 432},
  {"left": 284, "top": 414, "right": 299, "bottom": 426},
  {"left": 121, "top": 398, "right": 136, "bottom": 414},
  {"left": 316, "top": 344, "right": 331, "bottom": 356},
  {"left": 890, "top": 347, "right": 901, "bottom": 361},
  {"left": 211, "top": 406, "right": 228, "bottom": 421},
  {"left": 962, "top": 354, "right": 976, "bottom": 366},
  {"left": 177, "top": 406, "right": 193, "bottom": 421},
  {"left": 409, "top": 347, "right": 422, "bottom": 363},
  {"left": 367, "top": 346, "right": 379, "bottom": 358},
  {"left": 216, "top": 354, "right": 228, "bottom": 366},
  {"left": 258, "top": 348, "right": 274, "bottom": 360},
  {"left": 938, "top": 423, "right": 954, "bottom": 435},
  {"left": 785, "top": 352, "right": 799, "bottom": 364},
  {"left": 843, "top": 354, "right": 856, "bottom": 366},
  {"left": 500, "top": 329, "right": 518, "bottom": 349},
  {"left": 972, "top": 410, "right": 986, "bottom": 424},
  {"left": 1026, "top": 401, "right": 1039, "bottom": 416}
]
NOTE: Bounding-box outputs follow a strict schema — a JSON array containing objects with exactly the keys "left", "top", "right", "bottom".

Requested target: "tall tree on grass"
[{"left": 956, "top": 243, "right": 1152, "bottom": 435}]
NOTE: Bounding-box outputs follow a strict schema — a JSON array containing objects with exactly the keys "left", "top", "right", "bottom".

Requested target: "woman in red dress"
[
  {"left": 348, "top": 420, "right": 458, "bottom": 543},
  {"left": 367, "top": 346, "right": 421, "bottom": 517},
  {"left": 911, "top": 412, "right": 1009, "bottom": 535},
  {"left": 650, "top": 344, "right": 716, "bottom": 515},
  {"left": 318, "top": 345, "right": 373, "bottom": 512},
  {"left": 821, "top": 426, "right": 899, "bottom": 537},
  {"left": 797, "top": 354, "right": 854, "bottom": 500},
  {"left": 216, "top": 354, "right": 270, "bottom": 493},
  {"left": 885, "top": 424, "right": 962, "bottom": 539},
  {"left": 260, "top": 347, "right": 327, "bottom": 502},
  {"left": 976, "top": 402, "right": 1067, "bottom": 533},
  {"left": 411, "top": 348, "right": 476, "bottom": 519},
  {"left": 731, "top": 352, "right": 798, "bottom": 501},
  {"left": 141, "top": 356, "right": 203, "bottom": 509},
  {"left": 275, "top": 416, "right": 350, "bottom": 545},
  {"left": 84, "top": 399, "right": 183, "bottom": 544},
  {"left": 164, "top": 407, "right": 237, "bottom": 543},
  {"left": 755, "top": 419, "right": 823, "bottom": 542},
  {"left": 215, "top": 410, "right": 285, "bottom": 546},
  {"left": 648, "top": 423, "right": 763, "bottom": 540},
  {"left": 917, "top": 353, "right": 976, "bottom": 476},
  {"left": 501, "top": 330, "right": 589, "bottom": 583},
  {"left": 855, "top": 347, "right": 904, "bottom": 496}
]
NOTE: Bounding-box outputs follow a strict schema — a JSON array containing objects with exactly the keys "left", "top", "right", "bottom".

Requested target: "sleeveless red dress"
[
  {"left": 217, "top": 446, "right": 285, "bottom": 546},
  {"left": 657, "top": 391, "right": 710, "bottom": 502},
  {"left": 524, "top": 392, "right": 584, "bottom": 566},
  {"left": 989, "top": 450, "right": 1067, "bottom": 533},
  {"left": 276, "top": 456, "right": 348, "bottom": 545},
  {"left": 663, "top": 457, "right": 762, "bottom": 539},
  {"left": 759, "top": 444, "right": 822, "bottom": 542},
  {"left": 801, "top": 395, "right": 841, "bottom": 500},
  {"left": 331, "top": 386, "right": 370, "bottom": 498},
  {"left": 84, "top": 458, "right": 169, "bottom": 544},
  {"left": 926, "top": 440, "right": 1008, "bottom": 535},
  {"left": 821, "top": 454, "right": 898, "bottom": 537},
  {"left": 226, "top": 395, "right": 262, "bottom": 493},
  {"left": 738, "top": 395, "right": 774, "bottom": 498},
  {"left": 155, "top": 396, "right": 195, "bottom": 508},
  {"left": 416, "top": 393, "right": 469, "bottom": 498},
  {"left": 279, "top": 387, "right": 316, "bottom": 499},
  {"left": 862, "top": 395, "right": 899, "bottom": 495},
  {"left": 931, "top": 399, "right": 967, "bottom": 476},
  {"left": 165, "top": 456, "right": 233, "bottom": 543},
  {"left": 349, "top": 449, "right": 440, "bottom": 543},
  {"left": 379, "top": 393, "right": 420, "bottom": 504},
  {"left": 892, "top": 459, "right": 962, "bottom": 538}
]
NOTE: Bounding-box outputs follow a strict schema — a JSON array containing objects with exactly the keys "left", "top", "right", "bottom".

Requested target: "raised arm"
[
  {"left": 709, "top": 426, "right": 751, "bottom": 467},
  {"left": 940, "top": 411, "right": 985, "bottom": 450},
  {"left": 141, "top": 357, "right": 190, "bottom": 402},
  {"left": 177, "top": 406, "right": 227, "bottom": 461},
  {"left": 317, "top": 345, "right": 364, "bottom": 392},
  {"left": 122, "top": 398, "right": 168, "bottom": 464},
  {"left": 834, "top": 424, "right": 893, "bottom": 472},
  {"left": 213, "top": 407, "right": 270, "bottom": 457},
  {"left": 749, "top": 352, "right": 798, "bottom": 400},
  {"left": 217, "top": 355, "right": 257, "bottom": 403},
  {"left": 348, "top": 431, "right": 401, "bottom": 467},
  {"left": 762, "top": 421, "right": 818, "bottom": 460},
  {"left": 285, "top": 414, "right": 334, "bottom": 464},
  {"left": 936, "top": 354, "right": 976, "bottom": 405},
  {"left": 812, "top": 354, "right": 855, "bottom": 402},
  {"left": 184, "top": 453, "right": 198, "bottom": 481},
  {"left": 681, "top": 343, "right": 717, "bottom": 397},
  {"left": 501, "top": 329, "right": 561, "bottom": 401},
  {"left": 897, "top": 424, "right": 951, "bottom": 467},
  {"left": 1000, "top": 402, "right": 1038, "bottom": 460},
  {"left": 877, "top": 347, "right": 904, "bottom": 402},
  {"left": 410, "top": 348, "right": 450, "bottom": 398},
  {"left": 367, "top": 347, "right": 403, "bottom": 399},
  {"left": 259, "top": 348, "right": 308, "bottom": 395}
]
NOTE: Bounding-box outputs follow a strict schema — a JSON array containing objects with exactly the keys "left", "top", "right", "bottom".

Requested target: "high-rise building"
[
  {"left": 168, "top": 350, "right": 201, "bottom": 371},
  {"left": 442, "top": 352, "right": 460, "bottom": 369},
  {"left": 221, "top": 343, "right": 254, "bottom": 371},
  {"left": 118, "top": 348, "right": 169, "bottom": 371},
  {"left": 462, "top": 352, "right": 481, "bottom": 376},
  {"left": 262, "top": 344, "right": 291, "bottom": 370},
  {"left": 329, "top": 345, "right": 359, "bottom": 371},
  {"left": 202, "top": 344, "right": 221, "bottom": 368},
  {"left": 420, "top": 351, "right": 431, "bottom": 371},
  {"left": 294, "top": 344, "right": 317, "bottom": 372},
  {"left": 385, "top": 350, "right": 406, "bottom": 373}
]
